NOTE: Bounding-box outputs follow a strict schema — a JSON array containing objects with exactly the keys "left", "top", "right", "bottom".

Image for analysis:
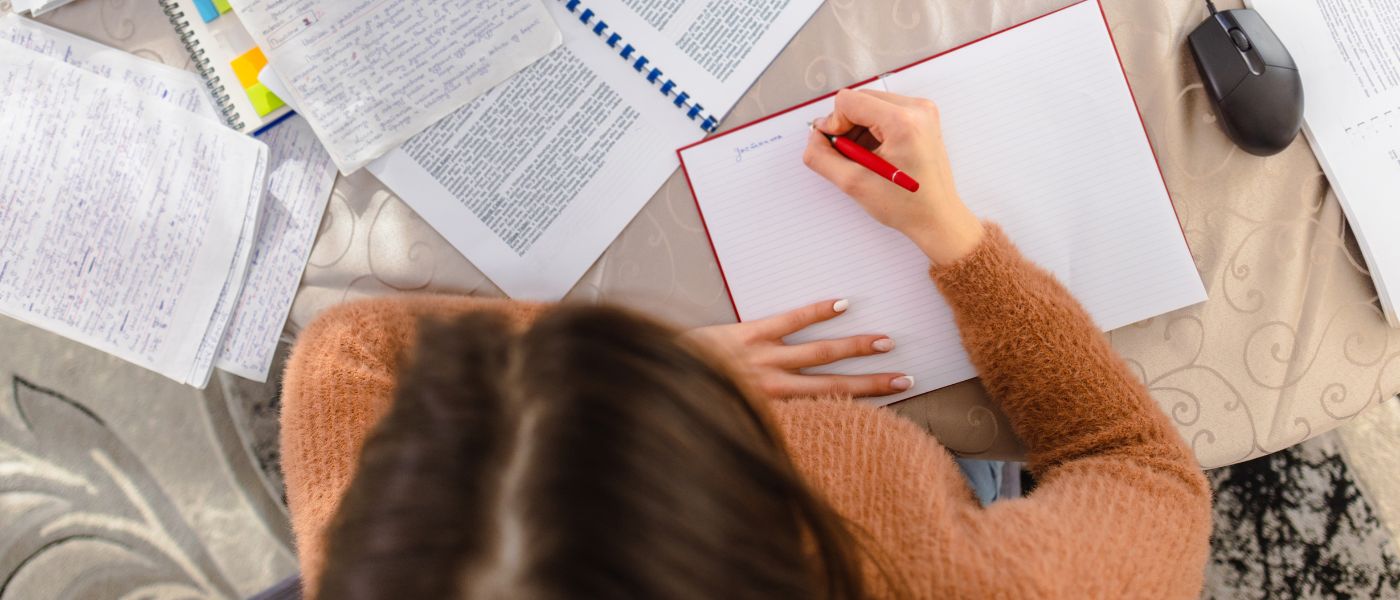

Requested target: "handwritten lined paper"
[
  {"left": 2, "top": 17, "right": 337, "bottom": 384},
  {"left": 228, "top": 0, "right": 563, "bottom": 173},
  {"left": 0, "top": 43, "right": 267, "bottom": 386},
  {"left": 0, "top": 14, "right": 219, "bottom": 120},
  {"left": 679, "top": 1, "right": 1206, "bottom": 405},
  {"left": 214, "top": 115, "right": 338, "bottom": 382}
]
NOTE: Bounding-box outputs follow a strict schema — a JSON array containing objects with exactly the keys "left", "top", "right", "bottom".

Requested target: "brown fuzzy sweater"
[{"left": 281, "top": 225, "right": 1212, "bottom": 598}]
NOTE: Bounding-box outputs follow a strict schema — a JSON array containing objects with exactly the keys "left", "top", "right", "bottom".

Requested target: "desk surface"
[{"left": 33, "top": 0, "right": 1400, "bottom": 469}]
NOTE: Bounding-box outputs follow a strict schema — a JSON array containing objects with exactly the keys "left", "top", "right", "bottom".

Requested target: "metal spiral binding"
[{"left": 158, "top": 0, "right": 245, "bottom": 131}]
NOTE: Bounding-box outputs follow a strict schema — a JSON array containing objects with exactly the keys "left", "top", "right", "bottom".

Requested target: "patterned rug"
[
  {"left": 0, "top": 378, "right": 241, "bottom": 598},
  {"left": 0, "top": 314, "right": 296, "bottom": 600},
  {"left": 1204, "top": 432, "right": 1400, "bottom": 598}
]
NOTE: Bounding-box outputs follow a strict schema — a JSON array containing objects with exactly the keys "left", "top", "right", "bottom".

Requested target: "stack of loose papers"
[
  {"left": 1, "top": 17, "right": 338, "bottom": 388},
  {"left": 0, "top": 40, "right": 267, "bottom": 386}
]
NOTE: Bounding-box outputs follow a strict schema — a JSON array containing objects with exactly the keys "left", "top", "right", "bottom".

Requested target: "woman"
[{"left": 280, "top": 89, "right": 1212, "bottom": 599}]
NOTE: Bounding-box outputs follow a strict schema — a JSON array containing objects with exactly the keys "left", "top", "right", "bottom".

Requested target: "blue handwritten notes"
[
  {"left": 230, "top": 0, "right": 563, "bottom": 173},
  {"left": 0, "top": 42, "right": 269, "bottom": 386},
  {"left": 733, "top": 134, "right": 784, "bottom": 163}
]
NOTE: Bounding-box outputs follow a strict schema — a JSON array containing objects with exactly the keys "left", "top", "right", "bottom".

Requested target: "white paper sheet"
[
  {"left": 258, "top": 64, "right": 294, "bottom": 106},
  {"left": 0, "top": 44, "right": 268, "bottom": 385},
  {"left": 1249, "top": 0, "right": 1400, "bottom": 326},
  {"left": 367, "top": 0, "right": 824, "bottom": 299},
  {"left": 11, "top": 0, "right": 77, "bottom": 17},
  {"left": 189, "top": 163, "right": 263, "bottom": 387},
  {"left": 226, "top": 0, "right": 563, "bottom": 174},
  {"left": 679, "top": 1, "right": 1206, "bottom": 404},
  {"left": 0, "top": 14, "right": 220, "bottom": 120},
  {"left": 214, "top": 115, "right": 338, "bottom": 381}
]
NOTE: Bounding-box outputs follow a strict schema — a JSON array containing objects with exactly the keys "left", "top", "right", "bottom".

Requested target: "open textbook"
[
  {"left": 227, "top": 0, "right": 563, "bottom": 173},
  {"left": 679, "top": 0, "right": 1206, "bottom": 405},
  {"left": 1249, "top": 0, "right": 1400, "bottom": 326},
  {"left": 0, "top": 41, "right": 267, "bottom": 386},
  {"left": 368, "top": 0, "right": 825, "bottom": 299},
  {"left": 1, "top": 15, "right": 339, "bottom": 384}
]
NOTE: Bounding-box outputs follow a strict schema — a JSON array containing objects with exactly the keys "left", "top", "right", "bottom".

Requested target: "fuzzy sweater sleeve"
[
  {"left": 927, "top": 224, "right": 1212, "bottom": 598},
  {"left": 279, "top": 295, "right": 544, "bottom": 597}
]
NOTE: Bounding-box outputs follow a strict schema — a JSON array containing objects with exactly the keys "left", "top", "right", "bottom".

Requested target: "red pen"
[{"left": 814, "top": 126, "right": 920, "bottom": 193}]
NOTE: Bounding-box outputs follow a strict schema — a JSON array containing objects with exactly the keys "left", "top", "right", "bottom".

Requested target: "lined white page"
[{"left": 679, "top": 0, "right": 1206, "bottom": 405}]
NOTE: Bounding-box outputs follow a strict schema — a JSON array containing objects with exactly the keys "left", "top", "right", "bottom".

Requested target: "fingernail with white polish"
[
  {"left": 833, "top": 299, "right": 850, "bottom": 313},
  {"left": 872, "top": 338, "right": 895, "bottom": 352},
  {"left": 891, "top": 375, "right": 915, "bottom": 391}
]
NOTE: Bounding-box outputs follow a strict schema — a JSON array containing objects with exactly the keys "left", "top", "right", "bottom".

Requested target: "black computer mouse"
[{"left": 1187, "top": 8, "right": 1303, "bottom": 156}]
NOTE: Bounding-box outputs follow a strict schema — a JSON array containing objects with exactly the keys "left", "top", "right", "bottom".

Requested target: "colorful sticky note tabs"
[
  {"left": 231, "top": 47, "right": 284, "bottom": 117},
  {"left": 212, "top": 0, "right": 232, "bottom": 13},
  {"left": 230, "top": 47, "right": 268, "bottom": 89},
  {"left": 245, "top": 83, "right": 285, "bottom": 117},
  {"left": 192, "top": 0, "right": 219, "bottom": 22}
]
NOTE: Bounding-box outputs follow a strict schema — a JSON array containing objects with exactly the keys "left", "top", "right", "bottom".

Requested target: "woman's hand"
[
  {"left": 803, "top": 89, "right": 984, "bottom": 267},
  {"left": 685, "top": 299, "right": 913, "bottom": 399}
]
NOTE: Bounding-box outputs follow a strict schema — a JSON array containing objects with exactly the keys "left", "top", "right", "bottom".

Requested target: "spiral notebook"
[
  {"left": 157, "top": 0, "right": 294, "bottom": 134},
  {"left": 678, "top": 0, "right": 1207, "bottom": 406}
]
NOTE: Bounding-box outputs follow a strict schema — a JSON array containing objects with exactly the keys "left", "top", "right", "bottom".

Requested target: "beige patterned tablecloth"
[{"left": 24, "top": 0, "right": 1400, "bottom": 468}]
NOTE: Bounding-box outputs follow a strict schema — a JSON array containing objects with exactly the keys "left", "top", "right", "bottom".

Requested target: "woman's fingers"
[
  {"left": 768, "top": 334, "right": 893, "bottom": 369},
  {"left": 753, "top": 297, "right": 851, "bottom": 338},
  {"left": 817, "top": 89, "right": 906, "bottom": 141},
  {"left": 857, "top": 88, "right": 940, "bottom": 116},
  {"left": 763, "top": 372, "right": 914, "bottom": 399}
]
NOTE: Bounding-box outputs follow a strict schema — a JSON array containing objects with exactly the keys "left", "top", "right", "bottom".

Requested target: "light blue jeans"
[{"left": 954, "top": 458, "right": 1005, "bottom": 506}]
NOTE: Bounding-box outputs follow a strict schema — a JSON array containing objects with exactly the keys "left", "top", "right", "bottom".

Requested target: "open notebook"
[{"left": 678, "top": 0, "right": 1207, "bottom": 406}]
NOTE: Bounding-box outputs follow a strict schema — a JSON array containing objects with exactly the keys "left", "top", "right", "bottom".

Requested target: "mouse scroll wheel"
[{"left": 1229, "top": 28, "right": 1252, "bottom": 51}]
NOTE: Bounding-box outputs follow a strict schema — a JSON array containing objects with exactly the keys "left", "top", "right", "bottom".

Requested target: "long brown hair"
[{"left": 317, "top": 305, "right": 867, "bottom": 599}]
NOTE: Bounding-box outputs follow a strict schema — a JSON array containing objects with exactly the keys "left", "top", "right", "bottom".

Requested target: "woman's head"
[{"left": 317, "top": 305, "right": 866, "bottom": 599}]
